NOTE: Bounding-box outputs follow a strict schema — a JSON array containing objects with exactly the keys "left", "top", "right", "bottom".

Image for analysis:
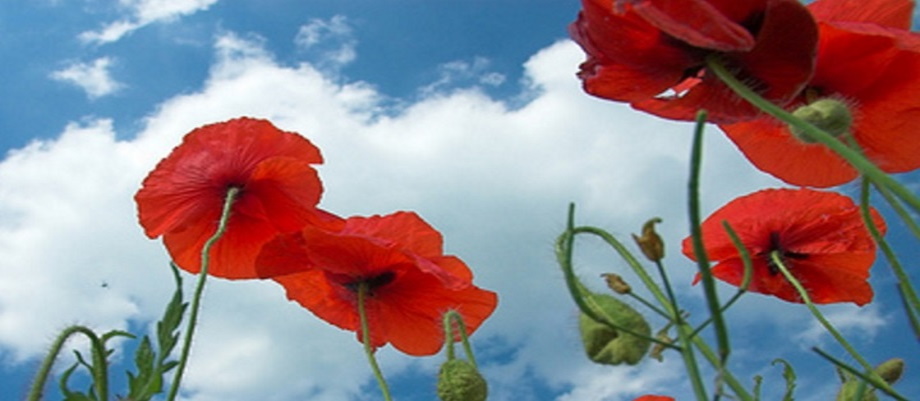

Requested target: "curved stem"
[
  {"left": 686, "top": 110, "right": 731, "bottom": 365},
  {"left": 27, "top": 325, "right": 109, "bottom": 401},
  {"left": 166, "top": 187, "right": 240, "bottom": 401},
  {"left": 859, "top": 179, "right": 920, "bottom": 338},
  {"left": 442, "top": 310, "right": 478, "bottom": 368},
  {"left": 706, "top": 56, "right": 920, "bottom": 215},
  {"left": 768, "top": 252, "right": 904, "bottom": 399},
  {"left": 358, "top": 283, "right": 393, "bottom": 401}
]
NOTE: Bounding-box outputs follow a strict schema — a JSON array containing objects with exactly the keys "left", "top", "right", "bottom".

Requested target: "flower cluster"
[
  {"left": 135, "top": 117, "right": 497, "bottom": 356},
  {"left": 570, "top": 0, "right": 904, "bottom": 305},
  {"left": 571, "top": 0, "right": 920, "bottom": 187}
]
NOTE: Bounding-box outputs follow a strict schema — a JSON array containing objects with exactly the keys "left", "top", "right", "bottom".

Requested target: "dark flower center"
[
  {"left": 344, "top": 271, "right": 397, "bottom": 295},
  {"left": 766, "top": 231, "right": 808, "bottom": 275}
]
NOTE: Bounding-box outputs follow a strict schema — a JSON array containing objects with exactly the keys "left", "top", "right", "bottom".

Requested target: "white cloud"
[
  {"left": 79, "top": 0, "right": 218, "bottom": 44},
  {"left": 2, "top": 31, "right": 849, "bottom": 401},
  {"left": 294, "top": 15, "right": 358, "bottom": 70},
  {"left": 50, "top": 57, "right": 123, "bottom": 98}
]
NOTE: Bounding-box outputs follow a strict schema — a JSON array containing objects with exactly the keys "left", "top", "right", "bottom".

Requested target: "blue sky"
[{"left": 0, "top": 1, "right": 918, "bottom": 400}]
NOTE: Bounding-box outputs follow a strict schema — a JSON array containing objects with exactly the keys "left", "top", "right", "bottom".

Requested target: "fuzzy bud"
[
  {"left": 437, "top": 359, "right": 487, "bottom": 401},
  {"left": 579, "top": 294, "right": 651, "bottom": 365},
  {"left": 835, "top": 358, "right": 905, "bottom": 401},
  {"left": 789, "top": 98, "right": 853, "bottom": 143}
]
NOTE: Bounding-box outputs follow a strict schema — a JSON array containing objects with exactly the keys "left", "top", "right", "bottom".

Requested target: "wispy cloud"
[
  {"left": 79, "top": 0, "right": 219, "bottom": 44},
  {"left": 50, "top": 57, "right": 123, "bottom": 98},
  {"left": 294, "top": 15, "right": 358, "bottom": 71}
]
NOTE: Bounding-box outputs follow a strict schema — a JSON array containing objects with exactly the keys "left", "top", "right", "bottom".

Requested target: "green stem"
[
  {"left": 166, "top": 186, "right": 240, "bottom": 401},
  {"left": 27, "top": 325, "right": 108, "bottom": 401},
  {"left": 691, "top": 222, "right": 754, "bottom": 337},
  {"left": 859, "top": 179, "right": 920, "bottom": 338},
  {"left": 768, "top": 252, "right": 902, "bottom": 398},
  {"left": 358, "top": 283, "right": 393, "bottom": 401},
  {"left": 686, "top": 110, "right": 731, "bottom": 364},
  {"left": 706, "top": 56, "right": 920, "bottom": 215},
  {"left": 442, "top": 311, "right": 478, "bottom": 367},
  {"left": 556, "top": 224, "right": 678, "bottom": 349},
  {"left": 813, "top": 347, "right": 908, "bottom": 401}
]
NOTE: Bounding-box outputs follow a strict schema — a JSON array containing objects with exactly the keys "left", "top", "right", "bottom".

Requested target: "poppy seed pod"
[
  {"left": 579, "top": 294, "right": 651, "bottom": 365},
  {"left": 789, "top": 98, "right": 853, "bottom": 143},
  {"left": 437, "top": 359, "right": 487, "bottom": 401}
]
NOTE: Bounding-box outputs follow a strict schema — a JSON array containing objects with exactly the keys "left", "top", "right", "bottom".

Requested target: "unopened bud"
[
  {"left": 649, "top": 330, "right": 673, "bottom": 362},
  {"left": 602, "top": 273, "right": 632, "bottom": 294},
  {"left": 875, "top": 358, "right": 904, "bottom": 385},
  {"left": 632, "top": 218, "right": 664, "bottom": 262},
  {"left": 790, "top": 98, "right": 852, "bottom": 143},
  {"left": 579, "top": 294, "right": 651, "bottom": 365},
  {"left": 835, "top": 358, "right": 904, "bottom": 401},
  {"left": 437, "top": 359, "right": 487, "bottom": 401}
]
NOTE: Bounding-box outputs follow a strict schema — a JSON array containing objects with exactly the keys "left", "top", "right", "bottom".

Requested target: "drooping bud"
[
  {"left": 437, "top": 359, "right": 488, "bottom": 401},
  {"left": 579, "top": 294, "right": 651, "bottom": 365},
  {"left": 648, "top": 330, "right": 673, "bottom": 362},
  {"left": 789, "top": 98, "right": 853, "bottom": 143},
  {"left": 602, "top": 273, "right": 632, "bottom": 294},
  {"left": 632, "top": 218, "right": 665, "bottom": 262}
]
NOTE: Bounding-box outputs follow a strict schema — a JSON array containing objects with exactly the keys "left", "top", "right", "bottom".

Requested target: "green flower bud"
[
  {"left": 789, "top": 98, "right": 853, "bottom": 143},
  {"left": 875, "top": 358, "right": 904, "bottom": 385},
  {"left": 579, "top": 294, "right": 651, "bottom": 365},
  {"left": 437, "top": 359, "right": 487, "bottom": 401}
]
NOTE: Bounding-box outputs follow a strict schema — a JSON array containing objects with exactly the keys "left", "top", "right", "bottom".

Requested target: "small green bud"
[
  {"left": 789, "top": 98, "right": 853, "bottom": 143},
  {"left": 437, "top": 359, "right": 487, "bottom": 401},
  {"left": 835, "top": 358, "right": 905, "bottom": 401},
  {"left": 579, "top": 294, "right": 651, "bottom": 365},
  {"left": 875, "top": 358, "right": 904, "bottom": 384}
]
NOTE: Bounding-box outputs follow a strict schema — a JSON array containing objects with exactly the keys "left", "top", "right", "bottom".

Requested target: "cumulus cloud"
[
  {"left": 79, "top": 0, "right": 218, "bottom": 44},
  {"left": 50, "top": 57, "right": 123, "bottom": 98},
  {"left": 2, "top": 28, "right": 881, "bottom": 400}
]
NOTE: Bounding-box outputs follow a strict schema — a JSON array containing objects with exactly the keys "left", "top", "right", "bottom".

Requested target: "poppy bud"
[
  {"left": 632, "top": 218, "right": 665, "bottom": 262},
  {"left": 579, "top": 294, "right": 651, "bottom": 365},
  {"left": 790, "top": 98, "right": 853, "bottom": 143},
  {"left": 437, "top": 359, "right": 488, "bottom": 401},
  {"left": 602, "top": 273, "right": 632, "bottom": 294},
  {"left": 835, "top": 358, "right": 904, "bottom": 401}
]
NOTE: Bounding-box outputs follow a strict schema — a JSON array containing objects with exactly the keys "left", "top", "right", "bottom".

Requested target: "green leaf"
[{"left": 772, "top": 358, "right": 797, "bottom": 401}]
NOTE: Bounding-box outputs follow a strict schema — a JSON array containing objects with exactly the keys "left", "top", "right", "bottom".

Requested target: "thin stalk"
[
  {"left": 358, "top": 283, "right": 393, "bottom": 401},
  {"left": 859, "top": 179, "right": 920, "bottom": 338},
  {"left": 686, "top": 110, "right": 731, "bottom": 364},
  {"left": 813, "top": 347, "right": 907, "bottom": 401},
  {"left": 27, "top": 325, "right": 109, "bottom": 401},
  {"left": 769, "top": 252, "right": 902, "bottom": 398},
  {"left": 166, "top": 187, "right": 240, "bottom": 401},
  {"left": 556, "top": 226, "right": 678, "bottom": 349},
  {"left": 691, "top": 222, "right": 754, "bottom": 337},
  {"left": 870, "top": 180, "right": 920, "bottom": 240},
  {"left": 443, "top": 311, "right": 478, "bottom": 367},
  {"left": 706, "top": 56, "right": 920, "bottom": 215}
]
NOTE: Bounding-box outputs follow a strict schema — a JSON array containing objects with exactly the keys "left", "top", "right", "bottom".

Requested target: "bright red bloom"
[
  {"left": 682, "top": 188, "right": 885, "bottom": 305},
  {"left": 569, "top": 0, "right": 818, "bottom": 123},
  {"left": 263, "top": 211, "right": 498, "bottom": 356},
  {"left": 135, "top": 117, "right": 343, "bottom": 279},
  {"left": 720, "top": 0, "right": 920, "bottom": 187}
]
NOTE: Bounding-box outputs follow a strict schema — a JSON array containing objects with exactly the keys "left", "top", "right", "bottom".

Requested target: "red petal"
[
  {"left": 631, "top": 0, "right": 759, "bottom": 51},
  {"left": 809, "top": 0, "right": 914, "bottom": 29}
]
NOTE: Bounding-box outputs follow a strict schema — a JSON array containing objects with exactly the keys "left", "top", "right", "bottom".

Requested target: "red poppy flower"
[
  {"left": 682, "top": 188, "right": 885, "bottom": 305},
  {"left": 719, "top": 0, "right": 920, "bottom": 187},
  {"left": 569, "top": 0, "right": 818, "bottom": 123},
  {"left": 263, "top": 211, "right": 498, "bottom": 356},
  {"left": 135, "top": 117, "right": 343, "bottom": 279}
]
